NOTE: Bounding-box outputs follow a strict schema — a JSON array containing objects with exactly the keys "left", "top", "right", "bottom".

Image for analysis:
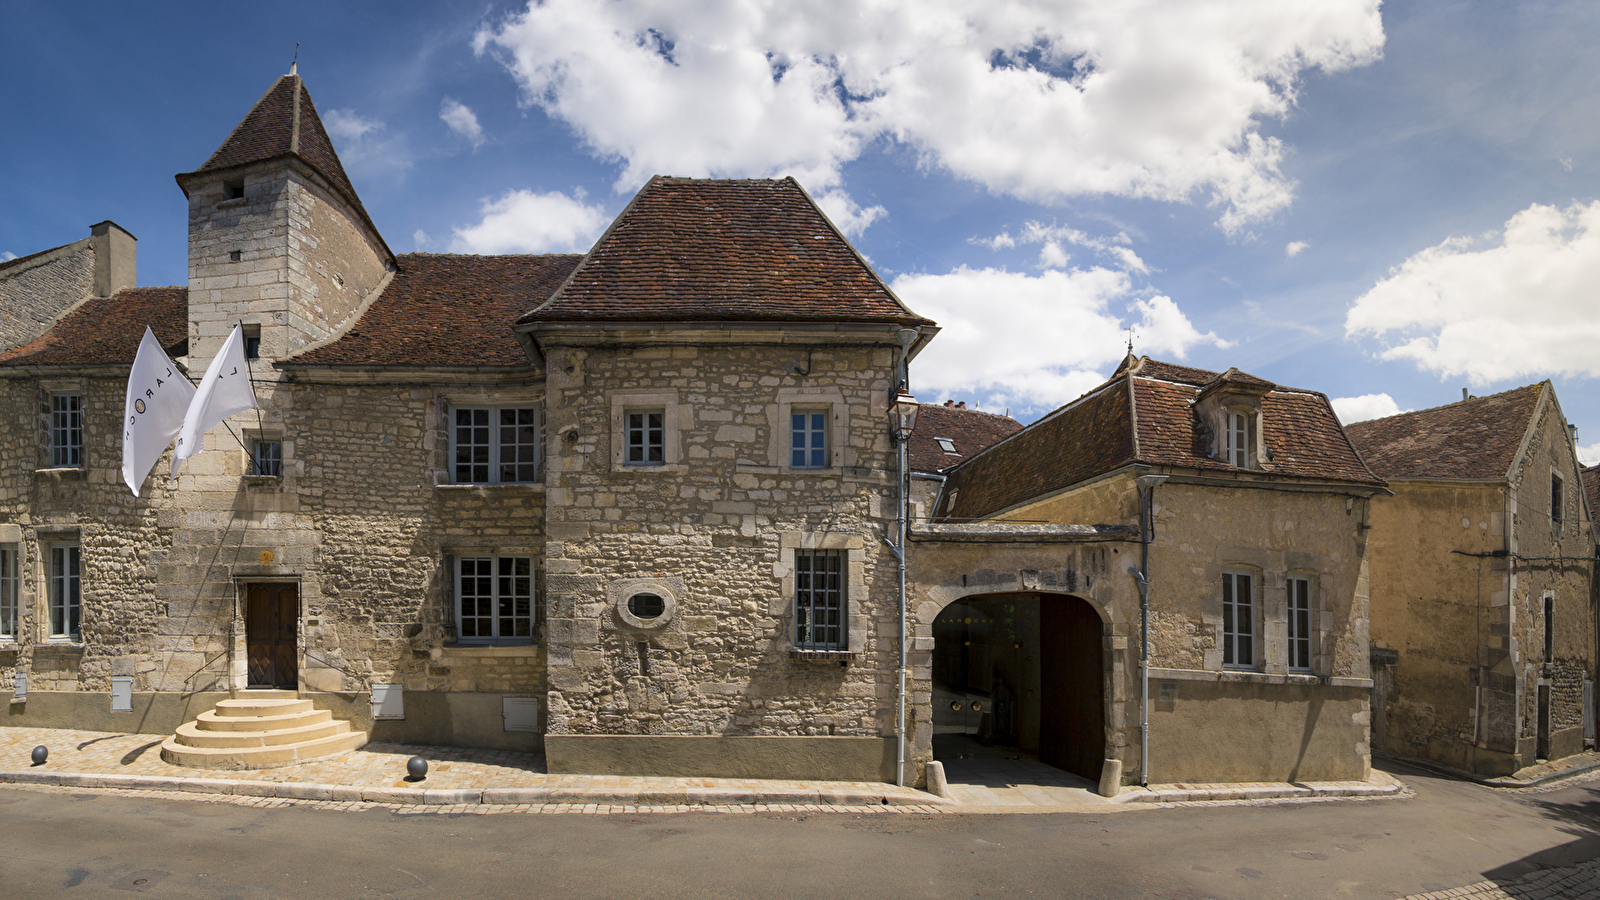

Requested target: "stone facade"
[
  {"left": 0, "top": 222, "right": 135, "bottom": 353},
  {"left": 1362, "top": 386, "right": 1597, "bottom": 775}
]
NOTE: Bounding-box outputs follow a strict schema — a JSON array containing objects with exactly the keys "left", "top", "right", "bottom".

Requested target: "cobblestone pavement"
[{"left": 1397, "top": 857, "right": 1600, "bottom": 900}]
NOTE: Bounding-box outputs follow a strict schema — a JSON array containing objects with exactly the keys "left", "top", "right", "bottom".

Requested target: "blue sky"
[{"left": 5, "top": 0, "right": 1600, "bottom": 452}]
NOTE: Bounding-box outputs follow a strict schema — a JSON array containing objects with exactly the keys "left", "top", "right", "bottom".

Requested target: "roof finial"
[
  {"left": 1124, "top": 325, "right": 1137, "bottom": 356},
  {"left": 290, "top": 42, "right": 299, "bottom": 76}
]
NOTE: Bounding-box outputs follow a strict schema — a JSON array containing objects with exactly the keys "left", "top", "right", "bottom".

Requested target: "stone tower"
[{"left": 175, "top": 67, "right": 393, "bottom": 366}]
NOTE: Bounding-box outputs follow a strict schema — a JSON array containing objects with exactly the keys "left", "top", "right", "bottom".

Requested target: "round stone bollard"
[
  {"left": 31, "top": 745, "right": 48, "bottom": 766},
  {"left": 406, "top": 755, "right": 428, "bottom": 780}
]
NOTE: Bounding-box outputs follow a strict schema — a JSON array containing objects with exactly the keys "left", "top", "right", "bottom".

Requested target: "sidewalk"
[
  {"left": 0, "top": 726, "right": 1402, "bottom": 813},
  {"left": 1390, "top": 750, "right": 1600, "bottom": 790}
]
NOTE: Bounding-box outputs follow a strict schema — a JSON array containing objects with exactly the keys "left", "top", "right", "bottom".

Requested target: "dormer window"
[{"left": 1226, "top": 410, "right": 1252, "bottom": 468}]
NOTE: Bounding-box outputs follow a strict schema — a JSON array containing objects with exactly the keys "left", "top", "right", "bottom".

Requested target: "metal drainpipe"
[
  {"left": 892, "top": 328, "right": 918, "bottom": 788},
  {"left": 1132, "top": 474, "right": 1168, "bottom": 786}
]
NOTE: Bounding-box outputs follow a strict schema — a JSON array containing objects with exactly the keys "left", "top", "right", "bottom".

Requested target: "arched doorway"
[{"left": 931, "top": 592, "right": 1105, "bottom": 781}]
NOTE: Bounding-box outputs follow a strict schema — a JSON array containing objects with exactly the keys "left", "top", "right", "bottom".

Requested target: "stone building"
[
  {"left": 906, "top": 401, "right": 1023, "bottom": 523},
  {"left": 1347, "top": 385, "right": 1598, "bottom": 775},
  {"left": 0, "top": 221, "right": 137, "bottom": 353},
  {"left": 908, "top": 357, "right": 1387, "bottom": 787},
  {"left": 0, "top": 69, "right": 937, "bottom": 781}
]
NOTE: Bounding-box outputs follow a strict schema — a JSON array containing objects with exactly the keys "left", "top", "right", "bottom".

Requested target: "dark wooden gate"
[
  {"left": 246, "top": 583, "right": 298, "bottom": 689},
  {"left": 1039, "top": 596, "right": 1104, "bottom": 780}
]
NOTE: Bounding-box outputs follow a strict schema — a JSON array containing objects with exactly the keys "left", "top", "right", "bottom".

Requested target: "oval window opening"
[{"left": 628, "top": 593, "right": 666, "bottom": 620}]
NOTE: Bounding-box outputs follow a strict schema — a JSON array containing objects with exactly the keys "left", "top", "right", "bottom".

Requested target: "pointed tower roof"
[{"left": 176, "top": 72, "right": 391, "bottom": 261}]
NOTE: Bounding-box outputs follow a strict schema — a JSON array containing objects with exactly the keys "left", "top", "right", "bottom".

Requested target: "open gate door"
[{"left": 1039, "top": 596, "right": 1104, "bottom": 780}]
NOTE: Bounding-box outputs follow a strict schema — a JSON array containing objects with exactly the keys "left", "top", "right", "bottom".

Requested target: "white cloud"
[
  {"left": 1346, "top": 200, "right": 1600, "bottom": 385},
  {"left": 412, "top": 229, "right": 432, "bottom": 251},
  {"left": 1286, "top": 240, "right": 1309, "bottom": 257},
  {"left": 475, "top": 0, "right": 1384, "bottom": 234},
  {"left": 1578, "top": 441, "right": 1600, "bottom": 466},
  {"left": 449, "top": 189, "right": 609, "bottom": 254},
  {"left": 1330, "top": 393, "right": 1403, "bottom": 424},
  {"left": 441, "top": 98, "right": 486, "bottom": 149},
  {"left": 323, "top": 109, "right": 411, "bottom": 177},
  {"left": 892, "top": 266, "right": 1225, "bottom": 415},
  {"left": 978, "top": 221, "right": 1149, "bottom": 273},
  {"left": 812, "top": 189, "right": 885, "bottom": 238},
  {"left": 0, "top": 251, "right": 15, "bottom": 262}
]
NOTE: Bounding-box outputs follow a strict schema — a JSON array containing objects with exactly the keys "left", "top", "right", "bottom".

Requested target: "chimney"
[
  {"left": 1569, "top": 424, "right": 1578, "bottom": 446},
  {"left": 89, "top": 221, "right": 136, "bottom": 297},
  {"left": 1462, "top": 387, "right": 1468, "bottom": 402}
]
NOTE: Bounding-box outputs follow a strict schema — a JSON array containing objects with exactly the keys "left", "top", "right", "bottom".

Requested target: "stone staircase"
[{"left": 160, "top": 690, "right": 367, "bottom": 770}]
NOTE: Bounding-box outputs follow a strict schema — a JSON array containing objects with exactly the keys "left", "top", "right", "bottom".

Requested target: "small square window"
[
  {"left": 626, "top": 409, "right": 665, "bottom": 466},
  {"left": 50, "top": 392, "right": 82, "bottom": 468},
  {"left": 251, "top": 439, "right": 282, "bottom": 477},
  {"left": 790, "top": 409, "right": 829, "bottom": 468},
  {"left": 242, "top": 324, "right": 261, "bottom": 359},
  {"left": 224, "top": 180, "right": 245, "bottom": 200}
]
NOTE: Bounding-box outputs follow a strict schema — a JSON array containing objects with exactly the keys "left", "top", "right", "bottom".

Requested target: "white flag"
[
  {"left": 172, "top": 324, "right": 258, "bottom": 476},
  {"left": 121, "top": 327, "right": 197, "bottom": 495}
]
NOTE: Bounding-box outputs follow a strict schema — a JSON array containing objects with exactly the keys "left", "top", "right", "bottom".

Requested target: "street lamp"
[{"left": 889, "top": 390, "right": 920, "bottom": 443}]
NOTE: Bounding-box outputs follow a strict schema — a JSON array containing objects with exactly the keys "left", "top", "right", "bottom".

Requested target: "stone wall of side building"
[
  {"left": 538, "top": 341, "right": 905, "bottom": 781},
  {"left": 0, "top": 245, "right": 95, "bottom": 353}
]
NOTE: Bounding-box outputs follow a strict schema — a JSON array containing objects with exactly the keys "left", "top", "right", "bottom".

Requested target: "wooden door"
[
  {"left": 246, "top": 583, "right": 298, "bottom": 689},
  {"left": 1039, "top": 596, "right": 1104, "bottom": 780}
]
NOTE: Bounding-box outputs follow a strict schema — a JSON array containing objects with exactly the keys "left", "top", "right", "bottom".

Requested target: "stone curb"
[
  {"left": 1392, "top": 754, "right": 1600, "bottom": 790},
  {"left": 0, "top": 771, "right": 952, "bottom": 807},
  {"left": 1119, "top": 778, "right": 1405, "bottom": 804}
]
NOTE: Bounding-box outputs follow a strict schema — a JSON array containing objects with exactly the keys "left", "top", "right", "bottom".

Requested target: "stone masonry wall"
[
  {"left": 540, "top": 341, "right": 901, "bottom": 741},
  {"left": 0, "top": 243, "right": 94, "bottom": 353}
]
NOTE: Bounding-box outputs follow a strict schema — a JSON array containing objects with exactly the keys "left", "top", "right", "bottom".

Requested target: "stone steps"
[{"left": 161, "top": 691, "right": 366, "bottom": 770}]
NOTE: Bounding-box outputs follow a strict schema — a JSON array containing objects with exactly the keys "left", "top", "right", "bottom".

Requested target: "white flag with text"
[
  {"left": 171, "top": 324, "right": 258, "bottom": 476},
  {"left": 121, "top": 327, "right": 196, "bottom": 495}
]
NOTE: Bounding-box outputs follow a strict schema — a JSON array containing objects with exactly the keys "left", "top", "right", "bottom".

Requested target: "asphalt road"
[{"left": 1, "top": 761, "right": 1596, "bottom": 900}]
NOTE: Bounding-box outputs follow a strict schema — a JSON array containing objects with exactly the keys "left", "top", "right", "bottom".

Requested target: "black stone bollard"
[
  {"left": 30, "top": 745, "right": 47, "bottom": 766},
  {"left": 406, "top": 755, "right": 428, "bottom": 780}
]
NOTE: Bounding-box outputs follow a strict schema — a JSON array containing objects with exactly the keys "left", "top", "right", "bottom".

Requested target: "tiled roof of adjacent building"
[
  {"left": 0, "top": 287, "right": 188, "bottom": 368},
  {"left": 1581, "top": 465, "right": 1600, "bottom": 526},
  {"left": 1344, "top": 384, "right": 1545, "bottom": 480},
  {"left": 520, "top": 177, "right": 934, "bottom": 327},
  {"left": 938, "top": 356, "right": 1383, "bottom": 520},
  {"left": 285, "top": 253, "right": 582, "bottom": 368},
  {"left": 175, "top": 73, "right": 391, "bottom": 262},
  {"left": 909, "top": 403, "right": 1024, "bottom": 473}
]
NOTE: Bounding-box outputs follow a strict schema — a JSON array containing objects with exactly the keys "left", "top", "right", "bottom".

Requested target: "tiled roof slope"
[
  {"left": 521, "top": 177, "right": 934, "bottom": 326},
  {"left": 1344, "top": 384, "right": 1543, "bottom": 480},
  {"left": 176, "top": 74, "right": 390, "bottom": 261},
  {"left": 284, "top": 254, "right": 582, "bottom": 368},
  {"left": 939, "top": 357, "right": 1382, "bottom": 520},
  {"left": 909, "top": 404, "right": 1024, "bottom": 473},
  {"left": 0, "top": 287, "right": 188, "bottom": 367}
]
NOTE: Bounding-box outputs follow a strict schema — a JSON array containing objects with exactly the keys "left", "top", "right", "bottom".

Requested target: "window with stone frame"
[
  {"left": 1287, "top": 575, "right": 1313, "bottom": 672},
  {"left": 50, "top": 392, "right": 82, "bottom": 468},
  {"left": 452, "top": 405, "right": 541, "bottom": 484},
  {"left": 454, "top": 554, "right": 535, "bottom": 644},
  {"left": 250, "top": 437, "right": 282, "bottom": 477},
  {"left": 794, "top": 549, "right": 846, "bottom": 650},
  {"left": 49, "top": 540, "right": 80, "bottom": 641},
  {"left": 790, "top": 407, "right": 830, "bottom": 469},
  {"left": 0, "top": 544, "right": 15, "bottom": 641},
  {"left": 1552, "top": 471, "right": 1565, "bottom": 524},
  {"left": 625, "top": 408, "right": 666, "bottom": 466},
  {"left": 1221, "top": 569, "right": 1255, "bottom": 669}
]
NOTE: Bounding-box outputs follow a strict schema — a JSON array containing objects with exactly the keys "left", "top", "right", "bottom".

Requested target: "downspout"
[
  {"left": 892, "top": 328, "right": 919, "bottom": 788},
  {"left": 1130, "top": 474, "right": 1168, "bottom": 786}
]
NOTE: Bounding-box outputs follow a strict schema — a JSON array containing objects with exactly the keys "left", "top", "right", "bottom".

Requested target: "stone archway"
[{"left": 930, "top": 591, "right": 1107, "bottom": 781}]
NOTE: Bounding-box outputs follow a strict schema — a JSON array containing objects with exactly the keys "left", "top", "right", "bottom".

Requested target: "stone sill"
[
  {"left": 34, "top": 467, "right": 84, "bottom": 482},
  {"left": 1148, "top": 666, "right": 1371, "bottom": 689},
  {"left": 610, "top": 464, "right": 688, "bottom": 476},
  {"left": 33, "top": 642, "right": 85, "bottom": 655},
  {"left": 789, "top": 649, "right": 857, "bottom": 662},
  {"left": 434, "top": 482, "right": 546, "bottom": 491},
  {"left": 438, "top": 644, "right": 539, "bottom": 657}
]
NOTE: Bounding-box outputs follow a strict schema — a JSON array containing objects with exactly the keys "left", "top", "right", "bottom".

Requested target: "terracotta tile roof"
[
  {"left": 0, "top": 287, "right": 188, "bottom": 368},
  {"left": 175, "top": 74, "right": 391, "bottom": 262},
  {"left": 283, "top": 253, "right": 582, "bottom": 368},
  {"left": 909, "top": 403, "right": 1024, "bottom": 473},
  {"left": 520, "top": 177, "right": 933, "bottom": 326},
  {"left": 939, "top": 357, "right": 1382, "bottom": 520},
  {"left": 1344, "top": 384, "right": 1544, "bottom": 480}
]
